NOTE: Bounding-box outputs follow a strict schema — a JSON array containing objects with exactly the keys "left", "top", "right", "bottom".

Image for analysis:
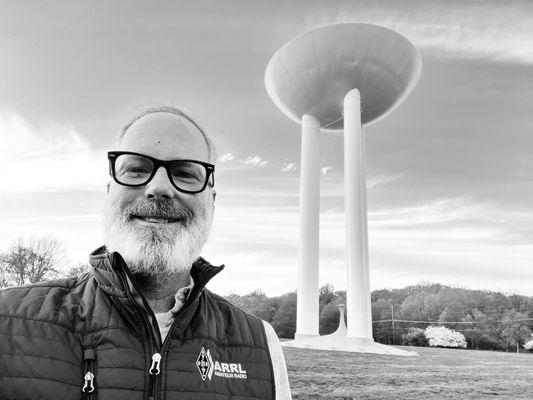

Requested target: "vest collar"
[{"left": 88, "top": 245, "right": 224, "bottom": 301}]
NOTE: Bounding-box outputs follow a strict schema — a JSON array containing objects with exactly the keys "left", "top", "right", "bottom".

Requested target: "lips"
[
  {"left": 125, "top": 199, "right": 193, "bottom": 226},
  {"left": 132, "top": 215, "right": 181, "bottom": 224}
]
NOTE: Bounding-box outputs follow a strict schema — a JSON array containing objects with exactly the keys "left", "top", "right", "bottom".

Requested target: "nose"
[{"left": 145, "top": 166, "right": 175, "bottom": 199}]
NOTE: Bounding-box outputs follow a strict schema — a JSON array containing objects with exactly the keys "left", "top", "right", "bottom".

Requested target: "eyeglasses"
[{"left": 108, "top": 151, "right": 215, "bottom": 194}]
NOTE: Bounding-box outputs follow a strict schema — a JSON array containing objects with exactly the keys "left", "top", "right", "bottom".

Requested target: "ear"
[
  {"left": 212, "top": 188, "right": 217, "bottom": 202},
  {"left": 106, "top": 181, "right": 111, "bottom": 194}
]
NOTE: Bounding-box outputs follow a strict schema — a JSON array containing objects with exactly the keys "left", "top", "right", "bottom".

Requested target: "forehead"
[{"left": 118, "top": 112, "right": 209, "bottom": 162}]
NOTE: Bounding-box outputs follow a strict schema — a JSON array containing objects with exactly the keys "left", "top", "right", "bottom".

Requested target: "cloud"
[
  {"left": 203, "top": 194, "right": 533, "bottom": 295},
  {"left": 0, "top": 110, "right": 105, "bottom": 194},
  {"left": 371, "top": 197, "right": 483, "bottom": 227},
  {"left": 335, "top": 1, "right": 533, "bottom": 64},
  {"left": 367, "top": 173, "right": 402, "bottom": 189},
  {"left": 219, "top": 153, "right": 235, "bottom": 162},
  {"left": 240, "top": 155, "right": 268, "bottom": 167},
  {"left": 321, "top": 165, "right": 332, "bottom": 174},
  {"left": 281, "top": 162, "right": 296, "bottom": 172}
]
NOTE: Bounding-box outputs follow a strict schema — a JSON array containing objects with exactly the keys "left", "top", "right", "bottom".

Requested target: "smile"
[{"left": 133, "top": 216, "right": 181, "bottom": 224}]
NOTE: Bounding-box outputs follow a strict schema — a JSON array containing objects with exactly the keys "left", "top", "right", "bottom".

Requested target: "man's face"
[{"left": 103, "top": 112, "right": 215, "bottom": 278}]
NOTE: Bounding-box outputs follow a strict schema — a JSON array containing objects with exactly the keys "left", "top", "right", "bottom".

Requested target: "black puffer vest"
[{"left": 0, "top": 247, "right": 275, "bottom": 400}]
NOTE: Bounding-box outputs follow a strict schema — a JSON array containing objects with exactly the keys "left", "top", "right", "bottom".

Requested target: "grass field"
[{"left": 283, "top": 345, "right": 532, "bottom": 399}]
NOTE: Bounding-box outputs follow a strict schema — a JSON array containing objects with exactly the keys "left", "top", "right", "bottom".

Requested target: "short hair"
[{"left": 117, "top": 105, "right": 217, "bottom": 164}]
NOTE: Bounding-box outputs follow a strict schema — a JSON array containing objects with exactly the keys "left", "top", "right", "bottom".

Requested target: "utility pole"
[{"left": 391, "top": 304, "right": 395, "bottom": 345}]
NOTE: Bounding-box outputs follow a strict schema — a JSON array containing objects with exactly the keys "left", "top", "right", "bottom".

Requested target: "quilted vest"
[{"left": 0, "top": 247, "right": 275, "bottom": 400}]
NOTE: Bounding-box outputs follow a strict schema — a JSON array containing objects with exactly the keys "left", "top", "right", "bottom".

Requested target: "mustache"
[{"left": 125, "top": 199, "right": 194, "bottom": 224}]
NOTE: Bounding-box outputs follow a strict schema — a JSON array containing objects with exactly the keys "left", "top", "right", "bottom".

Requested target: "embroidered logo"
[
  {"left": 196, "top": 347, "right": 247, "bottom": 381},
  {"left": 196, "top": 347, "right": 214, "bottom": 381}
]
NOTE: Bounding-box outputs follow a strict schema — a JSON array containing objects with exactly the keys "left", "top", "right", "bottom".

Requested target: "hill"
[{"left": 225, "top": 283, "right": 533, "bottom": 352}]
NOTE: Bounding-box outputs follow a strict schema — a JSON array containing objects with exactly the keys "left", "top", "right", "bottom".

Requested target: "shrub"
[
  {"left": 523, "top": 335, "right": 533, "bottom": 351},
  {"left": 402, "top": 327, "right": 428, "bottom": 347},
  {"left": 425, "top": 325, "right": 467, "bottom": 348}
]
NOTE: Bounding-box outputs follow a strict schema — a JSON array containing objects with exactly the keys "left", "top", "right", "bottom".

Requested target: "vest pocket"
[{"left": 82, "top": 347, "right": 97, "bottom": 400}]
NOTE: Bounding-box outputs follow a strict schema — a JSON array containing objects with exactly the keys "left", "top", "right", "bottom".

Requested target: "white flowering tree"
[
  {"left": 425, "top": 325, "right": 467, "bottom": 348},
  {"left": 524, "top": 334, "right": 533, "bottom": 352}
]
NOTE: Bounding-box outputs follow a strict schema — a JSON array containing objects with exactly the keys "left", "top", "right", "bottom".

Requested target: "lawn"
[{"left": 283, "top": 345, "right": 532, "bottom": 399}]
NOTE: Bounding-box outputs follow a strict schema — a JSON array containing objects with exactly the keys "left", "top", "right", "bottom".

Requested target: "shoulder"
[
  {"left": 0, "top": 273, "right": 94, "bottom": 328},
  {"left": 204, "top": 289, "right": 265, "bottom": 324},
  {"left": 200, "top": 289, "right": 270, "bottom": 346}
]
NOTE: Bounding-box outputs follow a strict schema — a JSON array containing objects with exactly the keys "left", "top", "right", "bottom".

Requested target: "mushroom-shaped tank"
[{"left": 265, "top": 23, "right": 422, "bottom": 129}]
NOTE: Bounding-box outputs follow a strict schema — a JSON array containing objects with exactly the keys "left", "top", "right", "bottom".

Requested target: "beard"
[{"left": 102, "top": 196, "right": 213, "bottom": 282}]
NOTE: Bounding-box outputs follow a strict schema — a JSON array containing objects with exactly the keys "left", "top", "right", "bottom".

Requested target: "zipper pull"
[
  {"left": 149, "top": 352, "right": 162, "bottom": 375},
  {"left": 82, "top": 371, "right": 95, "bottom": 393}
]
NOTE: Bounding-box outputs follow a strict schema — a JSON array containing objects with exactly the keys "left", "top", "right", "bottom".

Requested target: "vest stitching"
[
  {"left": 160, "top": 389, "right": 271, "bottom": 400},
  {"left": 97, "top": 366, "right": 145, "bottom": 372},
  {"left": 2, "top": 283, "right": 72, "bottom": 291},
  {"left": 244, "top": 312, "right": 256, "bottom": 346},
  {"left": 83, "top": 386, "right": 149, "bottom": 392},
  {"left": 169, "top": 337, "right": 269, "bottom": 350},
  {"left": 1, "top": 375, "right": 80, "bottom": 387},
  {"left": 164, "top": 374, "right": 275, "bottom": 384},
  {"left": 0, "top": 330, "right": 77, "bottom": 346},
  {"left": 0, "top": 313, "right": 76, "bottom": 331},
  {"left": 258, "top": 320, "right": 276, "bottom": 400},
  {"left": 96, "top": 345, "right": 144, "bottom": 352},
  {"left": 164, "top": 359, "right": 271, "bottom": 367},
  {"left": 0, "top": 313, "right": 135, "bottom": 335},
  {"left": 1, "top": 351, "right": 80, "bottom": 369},
  {"left": 34, "top": 287, "right": 49, "bottom": 319}
]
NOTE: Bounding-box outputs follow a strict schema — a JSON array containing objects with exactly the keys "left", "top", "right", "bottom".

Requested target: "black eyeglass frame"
[{"left": 107, "top": 151, "right": 215, "bottom": 194}]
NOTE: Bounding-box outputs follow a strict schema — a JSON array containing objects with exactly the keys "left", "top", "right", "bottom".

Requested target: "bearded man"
[{"left": 0, "top": 106, "right": 291, "bottom": 399}]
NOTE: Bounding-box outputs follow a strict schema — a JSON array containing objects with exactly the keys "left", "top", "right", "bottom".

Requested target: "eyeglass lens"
[{"left": 114, "top": 154, "right": 207, "bottom": 191}]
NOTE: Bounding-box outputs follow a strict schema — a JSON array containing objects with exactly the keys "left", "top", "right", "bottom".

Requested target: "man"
[{"left": 0, "top": 105, "right": 292, "bottom": 399}]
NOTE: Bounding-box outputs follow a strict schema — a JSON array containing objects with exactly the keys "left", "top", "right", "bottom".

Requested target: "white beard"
[{"left": 102, "top": 196, "right": 213, "bottom": 281}]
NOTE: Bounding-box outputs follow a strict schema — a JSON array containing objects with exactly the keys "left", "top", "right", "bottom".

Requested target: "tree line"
[
  {"left": 226, "top": 283, "right": 533, "bottom": 352},
  {"left": 1, "top": 237, "right": 532, "bottom": 352}
]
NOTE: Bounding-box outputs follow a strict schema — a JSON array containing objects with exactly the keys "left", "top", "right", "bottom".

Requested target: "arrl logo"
[
  {"left": 196, "top": 347, "right": 214, "bottom": 381},
  {"left": 196, "top": 347, "right": 247, "bottom": 381}
]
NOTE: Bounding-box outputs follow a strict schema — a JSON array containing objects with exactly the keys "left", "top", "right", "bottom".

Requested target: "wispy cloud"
[
  {"left": 0, "top": 110, "right": 105, "bottom": 194},
  {"left": 321, "top": 165, "right": 332, "bottom": 174},
  {"left": 335, "top": 1, "right": 533, "bottom": 64},
  {"left": 219, "top": 153, "right": 234, "bottom": 162},
  {"left": 240, "top": 155, "right": 268, "bottom": 167},
  {"left": 281, "top": 162, "right": 296, "bottom": 172},
  {"left": 367, "top": 173, "right": 402, "bottom": 189},
  {"left": 205, "top": 195, "right": 533, "bottom": 295}
]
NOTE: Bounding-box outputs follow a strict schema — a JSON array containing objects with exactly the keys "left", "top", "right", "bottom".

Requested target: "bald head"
[{"left": 118, "top": 105, "right": 216, "bottom": 163}]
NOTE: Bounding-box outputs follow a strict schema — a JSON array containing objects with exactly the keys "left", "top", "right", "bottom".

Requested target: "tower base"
[
  {"left": 294, "top": 333, "right": 320, "bottom": 340},
  {"left": 282, "top": 332, "right": 418, "bottom": 356}
]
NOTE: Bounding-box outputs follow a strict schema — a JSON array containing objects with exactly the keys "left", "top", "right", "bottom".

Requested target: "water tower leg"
[
  {"left": 344, "top": 89, "right": 373, "bottom": 343},
  {"left": 295, "top": 114, "right": 321, "bottom": 340}
]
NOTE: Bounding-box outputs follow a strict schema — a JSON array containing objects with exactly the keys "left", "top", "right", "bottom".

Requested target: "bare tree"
[
  {"left": 0, "top": 271, "right": 9, "bottom": 288},
  {"left": 0, "top": 237, "right": 64, "bottom": 286},
  {"left": 65, "top": 262, "right": 92, "bottom": 278}
]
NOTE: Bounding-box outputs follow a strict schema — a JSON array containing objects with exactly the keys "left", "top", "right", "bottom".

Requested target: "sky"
[{"left": 0, "top": 0, "right": 532, "bottom": 296}]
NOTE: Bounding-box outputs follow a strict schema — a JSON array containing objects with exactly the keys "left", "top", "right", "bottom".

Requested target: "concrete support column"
[
  {"left": 295, "top": 114, "right": 321, "bottom": 339},
  {"left": 343, "top": 89, "right": 373, "bottom": 340}
]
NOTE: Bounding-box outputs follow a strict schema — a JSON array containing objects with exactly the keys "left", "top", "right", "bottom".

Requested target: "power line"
[
  {"left": 373, "top": 319, "right": 477, "bottom": 324},
  {"left": 372, "top": 317, "right": 533, "bottom": 324}
]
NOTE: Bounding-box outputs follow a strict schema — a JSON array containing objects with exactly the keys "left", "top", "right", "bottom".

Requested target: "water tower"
[{"left": 265, "top": 23, "right": 421, "bottom": 354}]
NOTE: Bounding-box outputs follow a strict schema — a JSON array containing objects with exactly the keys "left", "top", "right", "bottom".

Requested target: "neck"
[{"left": 132, "top": 270, "right": 191, "bottom": 313}]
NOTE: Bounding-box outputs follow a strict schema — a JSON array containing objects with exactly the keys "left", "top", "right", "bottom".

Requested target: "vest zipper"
[
  {"left": 82, "top": 347, "right": 96, "bottom": 400},
  {"left": 114, "top": 258, "right": 163, "bottom": 400},
  {"left": 149, "top": 352, "right": 162, "bottom": 375}
]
